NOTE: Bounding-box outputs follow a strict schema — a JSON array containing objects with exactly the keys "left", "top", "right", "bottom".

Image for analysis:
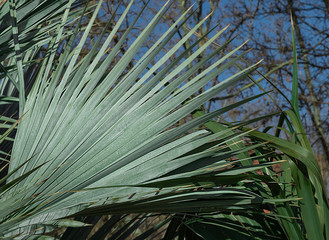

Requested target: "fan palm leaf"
[
  {"left": 1, "top": 1, "right": 327, "bottom": 239},
  {"left": 0, "top": 0, "right": 281, "bottom": 238}
]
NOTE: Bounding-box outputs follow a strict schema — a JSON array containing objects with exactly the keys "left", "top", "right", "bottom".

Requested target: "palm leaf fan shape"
[{"left": 0, "top": 0, "right": 279, "bottom": 238}]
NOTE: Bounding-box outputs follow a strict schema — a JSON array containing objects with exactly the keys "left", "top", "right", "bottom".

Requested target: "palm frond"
[{"left": 0, "top": 1, "right": 327, "bottom": 239}]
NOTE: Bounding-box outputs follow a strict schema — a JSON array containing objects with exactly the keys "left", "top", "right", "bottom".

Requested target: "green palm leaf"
[
  {"left": 0, "top": 1, "right": 273, "bottom": 238},
  {"left": 1, "top": 1, "right": 326, "bottom": 239}
]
